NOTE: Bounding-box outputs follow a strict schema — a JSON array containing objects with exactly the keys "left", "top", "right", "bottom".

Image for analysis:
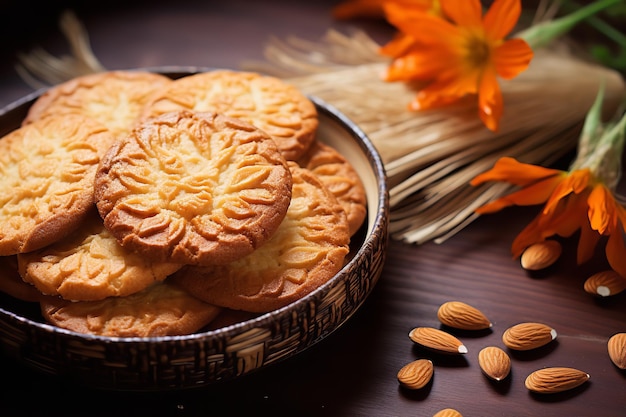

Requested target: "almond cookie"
[
  {"left": 40, "top": 281, "right": 222, "bottom": 337},
  {"left": 142, "top": 70, "right": 318, "bottom": 160},
  {"left": 172, "top": 162, "right": 350, "bottom": 313},
  {"left": 17, "top": 210, "right": 183, "bottom": 301},
  {"left": 23, "top": 70, "right": 173, "bottom": 138},
  {"left": 297, "top": 140, "right": 367, "bottom": 236},
  {"left": 0, "top": 256, "right": 42, "bottom": 303},
  {"left": 0, "top": 115, "right": 115, "bottom": 255},
  {"left": 94, "top": 110, "right": 292, "bottom": 266}
]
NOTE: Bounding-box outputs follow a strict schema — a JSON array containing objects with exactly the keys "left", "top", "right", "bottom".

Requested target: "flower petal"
[
  {"left": 606, "top": 230, "right": 626, "bottom": 279},
  {"left": 494, "top": 39, "right": 534, "bottom": 79},
  {"left": 577, "top": 218, "right": 600, "bottom": 264},
  {"left": 511, "top": 196, "right": 587, "bottom": 258},
  {"left": 551, "top": 193, "right": 591, "bottom": 237},
  {"left": 470, "top": 157, "right": 563, "bottom": 187},
  {"left": 379, "top": 33, "right": 418, "bottom": 58},
  {"left": 543, "top": 169, "right": 591, "bottom": 215},
  {"left": 511, "top": 215, "right": 545, "bottom": 257},
  {"left": 410, "top": 90, "right": 461, "bottom": 110},
  {"left": 412, "top": 72, "right": 477, "bottom": 109},
  {"left": 383, "top": 46, "right": 456, "bottom": 81},
  {"left": 588, "top": 184, "right": 618, "bottom": 234},
  {"left": 386, "top": 4, "right": 459, "bottom": 44},
  {"left": 483, "top": 0, "right": 521, "bottom": 39},
  {"left": 441, "top": 0, "right": 483, "bottom": 27},
  {"left": 475, "top": 175, "right": 563, "bottom": 214},
  {"left": 477, "top": 64, "right": 502, "bottom": 131}
]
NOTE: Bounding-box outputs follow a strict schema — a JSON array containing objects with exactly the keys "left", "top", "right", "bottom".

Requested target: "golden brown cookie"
[
  {"left": 23, "top": 70, "right": 173, "bottom": 138},
  {"left": 17, "top": 210, "right": 183, "bottom": 301},
  {"left": 0, "top": 256, "right": 42, "bottom": 303},
  {"left": 0, "top": 115, "right": 115, "bottom": 255},
  {"left": 94, "top": 110, "right": 292, "bottom": 266},
  {"left": 142, "top": 70, "right": 318, "bottom": 160},
  {"left": 297, "top": 140, "right": 367, "bottom": 236},
  {"left": 172, "top": 162, "right": 350, "bottom": 313},
  {"left": 40, "top": 281, "right": 222, "bottom": 337}
]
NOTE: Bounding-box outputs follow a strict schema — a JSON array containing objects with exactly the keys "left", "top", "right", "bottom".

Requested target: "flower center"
[{"left": 463, "top": 32, "right": 492, "bottom": 70}]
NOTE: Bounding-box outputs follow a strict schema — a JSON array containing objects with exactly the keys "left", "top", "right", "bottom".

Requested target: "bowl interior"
[{"left": 0, "top": 70, "right": 389, "bottom": 389}]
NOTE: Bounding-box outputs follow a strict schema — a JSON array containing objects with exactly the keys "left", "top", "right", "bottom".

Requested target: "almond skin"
[
  {"left": 502, "top": 322, "right": 557, "bottom": 351},
  {"left": 584, "top": 270, "right": 626, "bottom": 297},
  {"left": 608, "top": 332, "right": 626, "bottom": 369},
  {"left": 397, "top": 359, "right": 434, "bottom": 390},
  {"left": 409, "top": 327, "right": 468, "bottom": 354},
  {"left": 433, "top": 409, "right": 463, "bottom": 417},
  {"left": 520, "top": 240, "right": 561, "bottom": 270},
  {"left": 437, "top": 301, "right": 492, "bottom": 331},
  {"left": 478, "top": 346, "right": 511, "bottom": 381},
  {"left": 525, "top": 367, "right": 590, "bottom": 393}
]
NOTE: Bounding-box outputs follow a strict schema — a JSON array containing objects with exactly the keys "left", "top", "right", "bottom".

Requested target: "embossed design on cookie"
[
  {"left": 142, "top": 70, "right": 318, "bottom": 160},
  {"left": 40, "top": 281, "right": 221, "bottom": 337},
  {"left": 23, "top": 70, "right": 173, "bottom": 138},
  {"left": 18, "top": 211, "right": 182, "bottom": 301},
  {"left": 0, "top": 115, "right": 115, "bottom": 254},
  {"left": 172, "top": 163, "right": 350, "bottom": 312},
  {"left": 95, "top": 110, "right": 292, "bottom": 266},
  {"left": 298, "top": 140, "right": 367, "bottom": 236}
]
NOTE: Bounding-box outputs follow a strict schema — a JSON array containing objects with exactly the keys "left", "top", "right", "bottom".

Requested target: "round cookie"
[
  {"left": 0, "top": 115, "right": 115, "bottom": 255},
  {"left": 141, "top": 70, "right": 318, "bottom": 160},
  {"left": 297, "top": 140, "right": 367, "bottom": 236},
  {"left": 94, "top": 110, "right": 293, "bottom": 266},
  {"left": 172, "top": 162, "right": 350, "bottom": 313},
  {"left": 40, "top": 281, "right": 222, "bottom": 337},
  {"left": 23, "top": 70, "right": 173, "bottom": 138},
  {"left": 17, "top": 210, "right": 183, "bottom": 301}
]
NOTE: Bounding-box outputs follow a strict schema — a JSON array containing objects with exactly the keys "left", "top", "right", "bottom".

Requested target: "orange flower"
[
  {"left": 471, "top": 157, "right": 626, "bottom": 277},
  {"left": 380, "top": 0, "right": 534, "bottom": 131},
  {"left": 332, "top": 0, "right": 438, "bottom": 20}
]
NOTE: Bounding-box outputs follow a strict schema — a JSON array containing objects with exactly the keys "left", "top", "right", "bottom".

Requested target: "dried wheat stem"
[
  {"left": 59, "top": 10, "right": 105, "bottom": 73},
  {"left": 389, "top": 125, "right": 581, "bottom": 243},
  {"left": 15, "top": 10, "right": 104, "bottom": 88},
  {"left": 249, "top": 31, "right": 624, "bottom": 243},
  {"left": 241, "top": 28, "right": 385, "bottom": 76}
]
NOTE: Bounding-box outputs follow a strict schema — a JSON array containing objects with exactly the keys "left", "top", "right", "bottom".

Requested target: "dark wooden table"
[{"left": 1, "top": 1, "right": 625, "bottom": 416}]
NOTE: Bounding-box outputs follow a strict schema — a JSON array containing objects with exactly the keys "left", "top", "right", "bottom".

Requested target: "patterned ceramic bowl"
[{"left": 0, "top": 67, "right": 389, "bottom": 390}]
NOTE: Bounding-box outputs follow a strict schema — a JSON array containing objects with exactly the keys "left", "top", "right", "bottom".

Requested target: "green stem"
[
  {"left": 571, "top": 83, "right": 607, "bottom": 170},
  {"left": 594, "top": 111, "right": 626, "bottom": 189},
  {"left": 560, "top": 1, "right": 626, "bottom": 47},
  {"left": 570, "top": 89, "right": 626, "bottom": 189},
  {"left": 516, "top": 0, "right": 623, "bottom": 49},
  {"left": 586, "top": 16, "right": 626, "bottom": 47}
]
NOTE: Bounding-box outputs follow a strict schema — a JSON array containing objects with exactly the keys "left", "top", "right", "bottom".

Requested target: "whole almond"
[
  {"left": 525, "top": 367, "right": 590, "bottom": 393},
  {"left": 607, "top": 332, "right": 626, "bottom": 369},
  {"left": 437, "top": 301, "right": 492, "bottom": 330},
  {"left": 584, "top": 270, "right": 626, "bottom": 297},
  {"left": 520, "top": 240, "right": 561, "bottom": 270},
  {"left": 397, "top": 359, "right": 434, "bottom": 390},
  {"left": 409, "top": 327, "right": 468, "bottom": 354},
  {"left": 433, "top": 409, "right": 463, "bottom": 417},
  {"left": 478, "top": 346, "right": 511, "bottom": 381},
  {"left": 502, "top": 322, "right": 557, "bottom": 351}
]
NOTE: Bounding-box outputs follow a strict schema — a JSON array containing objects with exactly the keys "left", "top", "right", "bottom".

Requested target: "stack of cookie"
[{"left": 0, "top": 70, "right": 367, "bottom": 337}]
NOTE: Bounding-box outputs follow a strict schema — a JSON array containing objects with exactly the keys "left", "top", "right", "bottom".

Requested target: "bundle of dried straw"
[
  {"left": 15, "top": 12, "right": 626, "bottom": 245},
  {"left": 242, "top": 29, "right": 625, "bottom": 244}
]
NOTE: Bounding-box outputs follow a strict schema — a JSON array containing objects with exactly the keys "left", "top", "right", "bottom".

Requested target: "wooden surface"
[{"left": 1, "top": 1, "right": 625, "bottom": 415}]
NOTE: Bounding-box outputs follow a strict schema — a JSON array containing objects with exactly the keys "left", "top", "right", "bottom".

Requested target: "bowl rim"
[{"left": 0, "top": 70, "right": 389, "bottom": 348}]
